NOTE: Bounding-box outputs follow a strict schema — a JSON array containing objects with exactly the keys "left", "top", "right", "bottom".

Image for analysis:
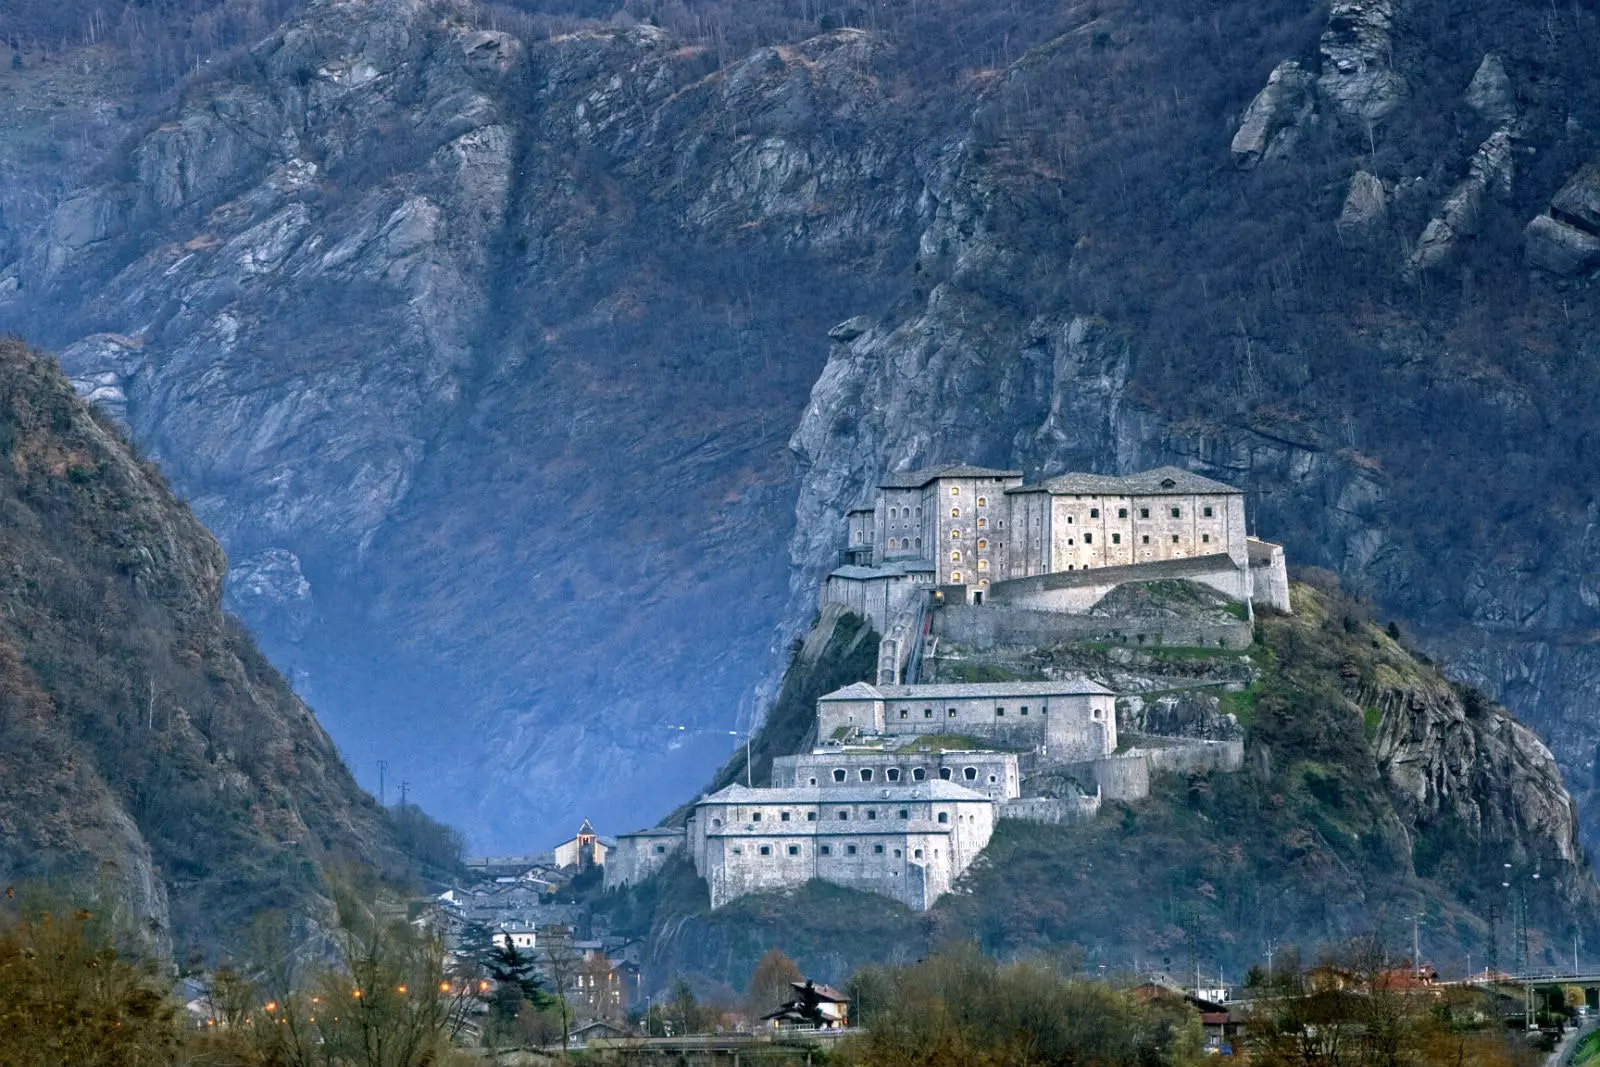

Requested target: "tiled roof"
[
  {"left": 818, "top": 677, "right": 1112, "bottom": 700},
  {"left": 700, "top": 782, "right": 991, "bottom": 805},
  {"left": 879, "top": 464, "right": 1023, "bottom": 489},
  {"left": 1012, "top": 466, "right": 1242, "bottom": 497}
]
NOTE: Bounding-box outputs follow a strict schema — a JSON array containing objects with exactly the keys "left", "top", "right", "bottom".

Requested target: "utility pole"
[
  {"left": 746, "top": 731, "right": 753, "bottom": 788},
  {"left": 377, "top": 760, "right": 388, "bottom": 807},
  {"left": 1487, "top": 903, "right": 1500, "bottom": 976},
  {"left": 1264, "top": 939, "right": 1279, "bottom": 985},
  {"left": 400, "top": 780, "right": 409, "bottom": 810}
]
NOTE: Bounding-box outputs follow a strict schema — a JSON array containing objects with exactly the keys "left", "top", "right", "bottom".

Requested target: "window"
[
  {"left": 712, "top": 818, "right": 723, "bottom": 828},
  {"left": 899, "top": 809, "right": 909, "bottom": 819},
  {"left": 874, "top": 844, "right": 885, "bottom": 854},
  {"left": 1066, "top": 515, "right": 1074, "bottom": 524},
  {"left": 1140, "top": 507, "right": 1150, "bottom": 519},
  {"left": 964, "top": 767, "right": 978, "bottom": 781},
  {"left": 1093, "top": 708, "right": 1104, "bottom": 720},
  {"left": 914, "top": 538, "right": 922, "bottom": 549},
  {"left": 833, "top": 769, "right": 846, "bottom": 783},
  {"left": 1202, "top": 534, "right": 1210, "bottom": 543},
  {"left": 807, "top": 812, "right": 817, "bottom": 821},
  {"left": 950, "top": 487, "right": 959, "bottom": 496},
  {"left": 759, "top": 845, "right": 772, "bottom": 856},
  {"left": 838, "top": 810, "right": 849, "bottom": 820},
  {"left": 1203, "top": 505, "right": 1214, "bottom": 517},
  {"left": 915, "top": 507, "right": 922, "bottom": 518},
  {"left": 939, "top": 767, "right": 953, "bottom": 780},
  {"left": 899, "top": 709, "right": 908, "bottom": 719},
  {"left": 886, "top": 768, "right": 901, "bottom": 781},
  {"left": 989, "top": 774, "right": 997, "bottom": 783},
  {"left": 912, "top": 768, "right": 926, "bottom": 781},
  {"left": 977, "top": 539, "right": 987, "bottom": 549},
  {"left": 996, "top": 706, "right": 1005, "bottom": 716},
  {"left": 951, "top": 572, "right": 961, "bottom": 582},
  {"left": 947, "top": 708, "right": 958, "bottom": 718},
  {"left": 732, "top": 846, "right": 742, "bottom": 855},
  {"left": 1090, "top": 507, "right": 1100, "bottom": 518},
  {"left": 752, "top": 812, "right": 762, "bottom": 822},
  {"left": 1084, "top": 533, "right": 1093, "bottom": 544},
  {"left": 914, "top": 849, "right": 924, "bottom": 859},
  {"left": 1171, "top": 506, "right": 1181, "bottom": 518},
  {"left": 923, "top": 708, "right": 933, "bottom": 719},
  {"left": 977, "top": 517, "right": 986, "bottom": 527},
  {"left": 1020, "top": 706, "right": 1029, "bottom": 715},
  {"left": 977, "top": 496, "right": 986, "bottom": 506},
  {"left": 1118, "top": 507, "right": 1128, "bottom": 518},
  {"left": 788, "top": 845, "right": 800, "bottom": 856},
  {"left": 867, "top": 809, "right": 877, "bottom": 820},
  {"left": 1172, "top": 534, "right": 1180, "bottom": 543},
  {"left": 656, "top": 844, "right": 667, "bottom": 854},
  {"left": 950, "top": 530, "right": 960, "bottom": 539},
  {"left": 820, "top": 845, "right": 831, "bottom": 855},
  {"left": 846, "top": 844, "right": 858, "bottom": 855},
  {"left": 808, "top": 777, "right": 817, "bottom": 786},
  {"left": 951, "top": 551, "right": 961, "bottom": 562},
  {"left": 1142, "top": 535, "right": 1150, "bottom": 544},
  {"left": 781, "top": 811, "right": 791, "bottom": 821},
  {"left": 978, "top": 560, "right": 988, "bottom": 570},
  {"left": 1112, "top": 533, "right": 1121, "bottom": 544},
  {"left": 937, "top": 812, "right": 949, "bottom": 824},
  {"left": 860, "top": 768, "right": 873, "bottom": 782},
  {"left": 951, "top": 507, "right": 960, "bottom": 518},
  {"left": 894, "top": 848, "right": 902, "bottom": 857}
]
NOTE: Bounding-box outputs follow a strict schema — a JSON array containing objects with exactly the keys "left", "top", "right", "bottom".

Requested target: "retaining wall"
[
  {"left": 1000, "top": 796, "right": 1103, "bottom": 825},
  {"left": 933, "top": 604, "right": 1251, "bottom": 651}
]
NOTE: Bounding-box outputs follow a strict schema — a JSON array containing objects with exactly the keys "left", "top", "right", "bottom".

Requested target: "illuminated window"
[
  {"left": 947, "top": 708, "right": 957, "bottom": 718},
  {"left": 977, "top": 539, "right": 987, "bottom": 549},
  {"left": 950, "top": 487, "right": 959, "bottom": 496},
  {"left": 977, "top": 517, "right": 986, "bottom": 527},
  {"left": 899, "top": 709, "right": 908, "bottom": 719},
  {"left": 977, "top": 496, "right": 987, "bottom": 506},
  {"left": 980, "top": 578, "right": 989, "bottom": 586},
  {"left": 951, "top": 529, "right": 961, "bottom": 539},
  {"left": 977, "top": 560, "right": 988, "bottom": 570},
  {"left": 951, "top": 507, "right": 960, "bottom": 518},
  {"left": 951, "top": 571, "right": 962, "bottom": 582},
  {"left": 923, "top": 709, "right": 932, "bottom": 719},
  {"left": 951, "top": 551, "right": 961, "bottom": 562}
]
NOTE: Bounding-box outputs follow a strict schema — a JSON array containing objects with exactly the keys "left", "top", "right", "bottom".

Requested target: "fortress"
[{"left": 605, "top": 464, "right": 1284, "bottom": 912}]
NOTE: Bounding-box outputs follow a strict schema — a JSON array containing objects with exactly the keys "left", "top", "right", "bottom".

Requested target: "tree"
[
  {"left": 745, "top": 947, "right": 804, "bottom": 1019},
  {"left": 666, "top": 979, "right": 706, "bottom": 1036},
  {"left": 540, "top": 926, "right": 582, "bottom": 1052}
]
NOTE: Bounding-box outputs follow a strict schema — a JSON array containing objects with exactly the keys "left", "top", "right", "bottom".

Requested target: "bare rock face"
[
  {"left": 1465, "top": 53, "right": 1517, "bottom": 127},
  {"left": 1338, "top": 170, "right": 1388, "bottom": 236},
  {"left": 1408, "top": 129, "right": 1514, "bottom": 274},
  {"left": 1232, "top": 61, "right": 1318, "bottom": 167},
  {"left": 1523, "top": 162, "right": 1600, "bottom": 275},
  {"left": 1318, "top": 0, "right": 1407, "bottom": 122}
]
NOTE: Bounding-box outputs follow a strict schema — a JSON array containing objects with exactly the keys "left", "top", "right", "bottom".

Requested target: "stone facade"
[
  {"left": 771, "top": 748, "right": 1020, "bottom": 800},
  {"left": 822, "top": 464, "right": 1291, "bottom": 616},
  {"left": 688, "top": 783, "right": 995, "bottom": 911},
  {"left": 603, "top": 827, "right": 686, "bottom": 891},
  {"left": 814, "top": 679, "right": 1116, "bottom": 762}
]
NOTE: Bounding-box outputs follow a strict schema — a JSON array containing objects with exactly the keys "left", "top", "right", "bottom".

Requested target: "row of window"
[
  {"left": 1071, "top": 504, "right": 1217, "bottom": 521},
  {"left": 819, "top": 766, "right": 998, "bottom": 784},
  {"left": 714, "top": 808, "right": 951, "bottom": 825},
  {"left": 1067, "top": 533, "right": 1213, "bottom": 547},
  {"left": 735, "top": 843, "right": 935, "bottom": 860},
  {"left": 896, "top": 705, "right": 1036, "bottom": 719}
]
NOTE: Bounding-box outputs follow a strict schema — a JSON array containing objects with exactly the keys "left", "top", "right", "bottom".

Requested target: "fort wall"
[
  {"left": 933, "top": 604, "right": 1252, "bottom": 652},
  {"left": 604, "top": 829, "right": 686, "bottom": 891},
  {"left": 1000, "top": 796, "right": 1102, "bottom": 825}
]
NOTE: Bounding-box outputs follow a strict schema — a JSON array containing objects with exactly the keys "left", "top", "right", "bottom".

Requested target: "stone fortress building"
[{"left": 605, "top": 463, "right": 1284, "bottom": 912}]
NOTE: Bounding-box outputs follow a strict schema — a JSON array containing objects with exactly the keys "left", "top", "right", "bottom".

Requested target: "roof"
[
  {"left": 699, "top": 782, "right": 993, "bottom": 805},
  {"left": 879, "top": 464, "right": 1023, "bottom": 489},
  {"left": 1012, "top": 466, "right": 1242, "bottom": 497},
  {"left": 617, "top": 826, "right": 686, "bottom": 839},
  {"left": 818, "top": 677, "right": 1112, "bottom": 701},
  {"left": 845, "top": 506, "right": 876, "bottom": 516},
  {"left": 793, "top": 980, "right": 848, "bottom": 1002}
]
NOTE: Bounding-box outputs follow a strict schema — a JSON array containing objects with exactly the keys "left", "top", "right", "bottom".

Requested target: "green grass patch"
[
  {"left": 1216, "top": 684, "right": 1260, "bottom": 729},
  {"left": 1363, "top": 705, "right": 1382, "bottom": 738},
  {"left": 1573, "top": 1029, "right": 1600, "bottom": 1066},
  {"left": 895, "top": 733, "right": 1007, "bottom": 753},
  {"left": 944, "top": 662, "right": 1031, "bottom": 682}
]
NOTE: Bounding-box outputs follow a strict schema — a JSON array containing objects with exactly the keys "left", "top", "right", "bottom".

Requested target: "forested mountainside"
[
  {"left": 608, "top": 587, "right": 1600, "bottom": 989},
  {"left": 2, "top": 0, "right": 1599, "bottom": 850},
  {"left": 0, "top": 340, "right": 420, "bottom": 956}
]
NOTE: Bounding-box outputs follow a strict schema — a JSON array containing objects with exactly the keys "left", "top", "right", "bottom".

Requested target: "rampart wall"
[
  {"left": 1000, "top": 796, "right": 1102, "bottom": 825},
  {"left": 933, "top": 605, "right": 1252, "bottom": 651}
]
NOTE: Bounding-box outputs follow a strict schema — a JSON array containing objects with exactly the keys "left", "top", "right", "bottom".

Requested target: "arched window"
[
  {"left": 977, "top": 539, "right": 987, "bottom": 549},
  {"left": 915, "top": 537, "right": 922, "bottom": 549},
  {"left": 950, "top": 551, "right": 961, "bottom": 562},
  {"left": 977, "top": 496, "right": 987, "bottom": 506},
  {"left": 951, "top": 507, "right": 960, "bottom": 518},
  {"left": 964, "top": 767, "right": 978, "bottom": 781},
  {"left": 951, "top": 529, "right": 961, "bottom": 539},
  {"left": 937, "top": 812, "right": 949, "bottom": 824},
  {"left": 833, "top": 769, "right": 846, "bottom": 782},
  {"left": 712, "top": 818, "right": 722, "bottom": 827},
  {"left": 912, "top": 768, "right": 927, "bottom": 781},
  {"left": 914, "top": 849, "right": 924, "bottom": 859},
  {"left": 939, "top": 767, "right": 953, "bottom": 780},
  {"left": 950, "top": 487, "right": 959, "bottom": 496},
  {"left": 886, "top": 768, "right": 901, "bottom": 782},
  {"left": 951, "top": 572, "right": 962, "bottom": 582},
  {"left": 977, "top": 560, "right": 988, "bottom": 571},
  {"left": 860, "top": 768, "right": 873, "bottom": 782}
]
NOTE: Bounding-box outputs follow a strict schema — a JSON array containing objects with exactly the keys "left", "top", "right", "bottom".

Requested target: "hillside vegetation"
[
  {"left": 602, "top": 583, "right": 1600, "bottom": 988},
  {"left": 0, "top": 340, "right": 435, "bottom": 955}
]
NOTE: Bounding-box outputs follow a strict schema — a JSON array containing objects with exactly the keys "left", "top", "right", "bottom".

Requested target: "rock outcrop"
[
  {"left": 1525, "top": 163, "right": 1600, "bottom": 276},
  {"left": 1338, "top": 170, "right": 1388, "bottom": 236},
  {"left": 1407, "top": 129, "right": 1514, "bottom": 274},
  {"left": 1232, "top": 61, "right": 1318, "bottom": 167},
  {"left": 1465, "top": 54, "right": 1517, "bottom": 127},
  {"left": 1318, "top": 0, "right": 1407, "bottom": 122}
]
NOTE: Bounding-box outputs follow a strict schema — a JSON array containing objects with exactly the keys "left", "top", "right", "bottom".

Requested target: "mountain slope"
[
  {"left": 0, "top": 339, "right": 402, "bottom": 954},
  {"left": 2, "top": 0, "right": 1599, "bottom": 852},
  {"left": 601, "top": 584, "right": 1600, "bottom": 989}
]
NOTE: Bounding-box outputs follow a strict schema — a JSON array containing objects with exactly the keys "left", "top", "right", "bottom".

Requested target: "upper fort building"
[{"left": 826, "top": 464, "right": 1290, "bottom": 633}]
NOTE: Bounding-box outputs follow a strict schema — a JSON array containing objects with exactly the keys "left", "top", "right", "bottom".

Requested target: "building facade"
[
  {"left": 814, "top": 679, "right": 1117, "bottom": 761},
  {"left": 688, "top": 783, "right": 996, "bottom": 911},
  {"left": 603, "top": 827, "right": 686, "bottom": 891},
  {"left": 771, "top": 749, "right": 1021, "bottom": 800}
]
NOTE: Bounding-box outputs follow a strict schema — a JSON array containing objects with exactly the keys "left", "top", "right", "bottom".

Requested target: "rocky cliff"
[
  {"left": 0, "top": 339, "right": 403, "bottom": 955},
  {"left": 4, "top": 0, "right": 1600, "bottom": 852}
]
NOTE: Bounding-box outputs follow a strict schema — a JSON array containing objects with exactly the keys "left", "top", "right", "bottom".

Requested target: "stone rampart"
[
  {"left": 1133, "top": 737, "right": 1245, "bottom": 775},
  {"left": 933, "top": 604, "right": 1251, "bottom": 651},
  {"left": 1058, "top": 752, "right": 1151, "bottom": 801},
  {"left": 1000, "top": 796, "right": 1102, "bottom": 825},
  {"left": 989, "top": 553, "right": 1253, "bottom": 613}
]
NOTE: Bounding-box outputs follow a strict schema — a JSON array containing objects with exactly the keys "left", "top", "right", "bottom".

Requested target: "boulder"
[
  {"left": 1231, "top": 60, "right": 1317, "bottom": 166},
  {"left": 828, "top": 314, "right": 873, "bottom": 342},
  {"left": 1337, "top": 170, "right": 1387, "bottom": 235},
  {"left": 1318, "top": 0, "right": 1406, "bottom": 122},
  {"left": 1465, "top": 53, "right": 1516, "bottom": 127},
  {"left": 1407, "top": 130, "right": 1513, "bottom": 274},
  {"left": 1550, "top": 162, "right": 1600, "bottom": 233},
  {"left": 1524, "top": 214, "right": 1600, "bottom": 276}
]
